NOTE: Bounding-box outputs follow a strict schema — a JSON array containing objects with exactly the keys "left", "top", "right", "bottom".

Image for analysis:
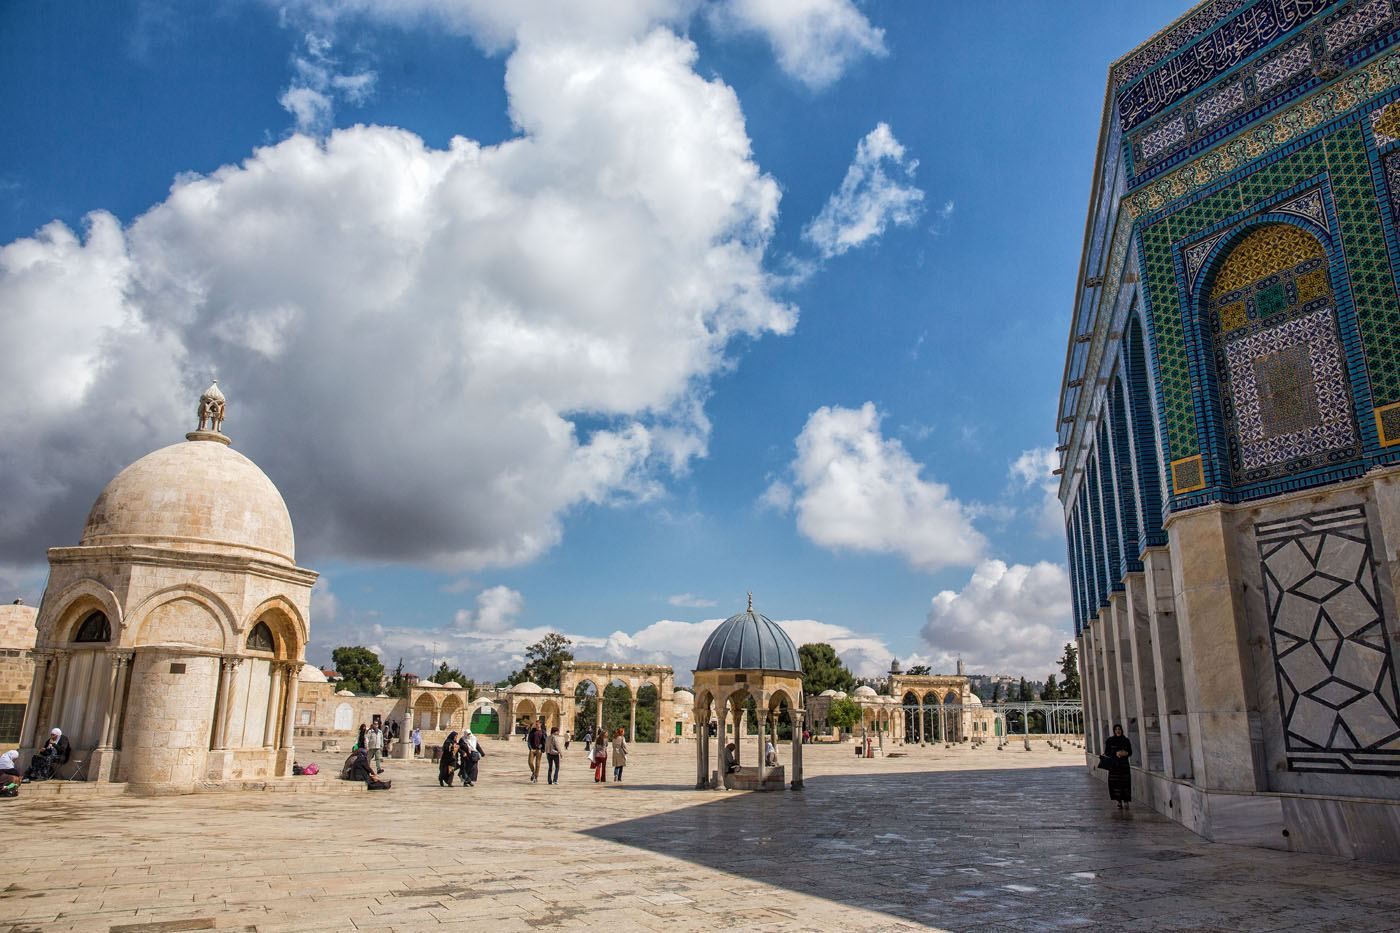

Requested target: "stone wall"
[{"left": 0, "top": 604, "right": 37, "bottom": 747}]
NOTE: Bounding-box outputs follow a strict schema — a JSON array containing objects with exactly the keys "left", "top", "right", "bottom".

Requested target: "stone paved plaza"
[{"left": 3, "top": 741, "right": 1400, "bottom": 933}]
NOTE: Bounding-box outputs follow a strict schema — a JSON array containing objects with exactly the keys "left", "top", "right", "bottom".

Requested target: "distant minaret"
[{"left": 956, "top": 656, "right": 965, "bottom": 677}]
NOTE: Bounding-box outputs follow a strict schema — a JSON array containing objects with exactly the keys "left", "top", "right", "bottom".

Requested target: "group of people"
[
  {"left": 581, "top": 726, "right": 628, "bottom": 783},
  {"left": 437, "top": 729, "right": 485, "bottom": 786},
  {"left": 0, "top": 728, "right": 71, "bottom": 796}
]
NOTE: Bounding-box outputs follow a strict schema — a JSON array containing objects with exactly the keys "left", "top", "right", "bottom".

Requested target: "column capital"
[
  {"left": 51, "top": 648, "right": 72, "bottom": 662},
  {"left": 107, "top": 649, "right": 135, "bottom": 666},
  {"left": 282, "top": 661, "right": 303, "bottom": 682},
  {"left": 219, "top": 655, "right": 243, "bottom": 673}
]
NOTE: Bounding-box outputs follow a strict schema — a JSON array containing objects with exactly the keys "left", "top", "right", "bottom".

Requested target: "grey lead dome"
[{"left": 695, "top": 605, "right": 802, "bottom": 673}]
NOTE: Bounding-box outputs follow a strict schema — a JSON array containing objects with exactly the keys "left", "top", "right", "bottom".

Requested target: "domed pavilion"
[
  {"left": 18, "top": 383, "right": 318, "bottom": 792},
  {"left": 692, "top": 596, "right": 804, "bottom": 791}
]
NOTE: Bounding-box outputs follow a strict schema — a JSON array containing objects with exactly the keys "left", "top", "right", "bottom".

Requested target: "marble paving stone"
[{"left": 1, "top": 742, "right": 1399, "bottom": 932}]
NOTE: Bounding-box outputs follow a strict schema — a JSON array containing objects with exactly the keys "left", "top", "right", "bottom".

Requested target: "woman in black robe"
[
  {"left": 439, "top": 731, "right": 459, "bottom": 787},
  {"left": 1103, "top": 724, "right": 1133, "bottom": 808}
]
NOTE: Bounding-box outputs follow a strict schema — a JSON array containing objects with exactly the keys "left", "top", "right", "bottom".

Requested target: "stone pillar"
[
  {"left": 791, "top": 711, "right": 804, "bottom": 789},
  {"left": 263, "top": 662, "right": 283, "bottom": 749},
  {"left": 595, "top": 697, "right": 603, "bottom": 731},
  {"left": 755, "top": 711, "right": 768, "bottom": 784},
  {"left": 1124, "top": 571, "right": 1163, "bottom": 771},
  {"left": 276, "top": 664, "right": 301, "bottom": 775},
  {"left": 90, "top": 650, "right": 133, "bottom": 782},
  {"left": 695, "top": 704, "right": 707, "bottom": 789},
  {"left": 1166, "top": 507, "right": 1264, "bottom": 792},
  {"left": 714, "top": 701, "right": 728, "bottom": 790},
  {"left": 1108, "top": 594, "right": 1140, "bottom": 764},
  {"left": 211, "top": 657, "right": 240, "bottom": 750},
  {"left": 629, "top": 699, "right": 637, "bottom": 743},
  {"left": 1099, "top": 607, "right": 1123, "bottom": 732},
  {"left": 916, "top": 703, "right": 924, "bottom": 743},
  {"left": 47, "top": 650, "right": 72, "bottom": 734},
  {"left": 18, "top": 653, "right": 51, "bottom": 749},
  {"left": 1081, "top": 629, "right": 1101, "bottom": 754},
  {"left": 1144, "top": 545, "right": 1193, "bottom": 780}
]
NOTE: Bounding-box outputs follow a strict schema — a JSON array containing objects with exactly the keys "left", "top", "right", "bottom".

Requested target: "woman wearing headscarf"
[
  {"left": 1103, "top": 724, "right": 1133, "bottom": 809},
  {"left": 439, "top": 731, "right": 459, "bottom": 787},
  {"left": 356, "top": 723, "right": 368, "bottom": 751},
  {"left": 591, "top": 731, "right": 608, "bottom": 783},
  {"left": 461, "top": 730, "right": 484, "bottom": 786}
]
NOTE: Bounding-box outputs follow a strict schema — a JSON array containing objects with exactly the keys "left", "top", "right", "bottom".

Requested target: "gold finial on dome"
[{"left": 187, "top": 380, "right": 231, "bottom": 445}]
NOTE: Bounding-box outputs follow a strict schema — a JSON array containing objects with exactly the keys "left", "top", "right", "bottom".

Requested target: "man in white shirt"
[{"left": 366, "top": 723, "right": 384, "bottom": 774}]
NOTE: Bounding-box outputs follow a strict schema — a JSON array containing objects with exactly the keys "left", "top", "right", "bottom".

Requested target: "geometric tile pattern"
[
  {"left": 1258, "top": 41, "right": 1313, "bottom": 94},
  {"left": 1224, "top": 308, "right": 1358, "bottom": 474},
  {"left": 1196, "top": 80, "right": 1246, "bottom": 131},
  {"left": 1330, "top": 126, "right": 1400, "bottom": 408},
  {"left": 1171, "top": 454, "right": 1206, "bottom": 493},
  {"left": 1257, "top": 506, "right": 1400, "bottom": 776},
  {"left": 1273, "top": 187, "right": 1328, "bottom": 230},
  {"left": 1210, "top": 224, "right": 1326, "bottom": 298},
  {"left": 1324, "top": 0, "right": 1391, "bottom": 50},
  {"left": 1378, "top": 400, "right": 1400, "bottom": 445},
  {"left": 1370, "top": 100, "right": 1400, "bottom": 146}
]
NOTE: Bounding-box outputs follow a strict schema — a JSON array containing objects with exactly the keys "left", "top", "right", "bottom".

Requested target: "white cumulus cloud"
[
  {"left": 667, "top": 593, "right": 717, "bottom": 608},
  {"left": 1011, "top": 446, "right": 1065, "bottom": 539},
  {"left": 921, "top": 560, "right": 1073, "bottom": 676},
  {"left": 0, "top": 18, "right": 794, "bottom": 570},
  {"left": 278, "top": 31, "right": 378, "bottom": 134},
  {"left": 804, "top": 122, "right": 924, "bottom": 258},
  {"left": 708, "top": 0, "right": 886, "bottom": 89},
  {"left": 453, "top": 585, "right": 524, "bottom": 633},
  {"left": 766, "top": 402, "right": 985, "bottom": 572}
]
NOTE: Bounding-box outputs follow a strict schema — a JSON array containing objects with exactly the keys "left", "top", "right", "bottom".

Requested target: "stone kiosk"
[
  {"left": 693, "top": 598, "right": 804, "bottom": 791},
  {"left": 17, "top": 384, "right": 318, "bottom": 793}
]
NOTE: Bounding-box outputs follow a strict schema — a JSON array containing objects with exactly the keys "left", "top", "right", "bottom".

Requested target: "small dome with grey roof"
[{"left": 695, "top": 595, "right": 802, "bottom": 673}]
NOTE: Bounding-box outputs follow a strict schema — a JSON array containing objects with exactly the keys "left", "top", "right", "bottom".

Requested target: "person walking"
[
  {"left": 592, "top": 732, "right": 608, "bottom": 783},
  {"left": 1103, "top": 724, "right": 1133, "bottom": 809},
  {"left": 526, "top": 719, "right": 545, "bottom": 783},
  {"left": 411, "top": 726, "right": 422, "bottom": 758},
  {"left": 438, "top": 731, "right": 459, "bottom": 787},
  {"left": 462, "top": 730, "right": 484, "bottom": 786},
  {"left": 366, "top": 722, "right": 384, "bottom": 774},
  {"left": 545, "top": 726, "right": 564, "bottom": 785},
  {"left": 611, "top": 727, "right": 629, "bottom": 783}
]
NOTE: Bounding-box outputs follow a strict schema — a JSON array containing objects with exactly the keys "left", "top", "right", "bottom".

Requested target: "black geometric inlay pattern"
[{"left": 1256, "top": 506, "right": 1400, "bottom": 776}]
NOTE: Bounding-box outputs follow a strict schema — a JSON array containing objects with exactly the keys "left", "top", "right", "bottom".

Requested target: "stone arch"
[
  {"left": 242, "top": 596, "right": 308, "bottom": 656},
  {"left": 512, "top": 697, "right": 538, "bottom": 734},
  {"left": 124, "top": 584, "right": 236, "bottom": 652},
  {"left": 44, "top": 579, "right": 123, "bottom": 645},
  {"left": 1192, "top": 217, "right": 1360, "bottom": 491},
  {"left": 574, "top": 679, "right": 600, "bottom": 736},
  {"left": 440, "top": 694, "right": 464, "bottom": 731},
  {"left": 74, "top": 611, "right": 112, "bottom": 643},
  {"left": 601, "top": 678, "right": 633, "bottom": 738},
  {"left": 412, "top": 692, "right": 438, "bottom": 731}
]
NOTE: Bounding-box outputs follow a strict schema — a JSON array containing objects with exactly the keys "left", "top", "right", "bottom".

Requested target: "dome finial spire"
[
  {"left": 747, "top": 591, "right": 753, "bottom": 612},
  {"left": 187, "top": 380, "right": 231, "bottom": 445}
]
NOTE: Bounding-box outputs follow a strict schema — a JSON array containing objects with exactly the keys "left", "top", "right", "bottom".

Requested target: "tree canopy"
[
  {"left": 1018, "top": 677, "right": 1033, "bottom": 701},
  {"left": 430, "top": 661, "right": 468, "bottom": 685},
  {"left": 827, "top": 696, "right": 862, "bottom": 732},
  {"left": 1042, "top": 673, "right": 1060, "bottom": 701},
  {"left": 905, "top": 664, "right": 932, "bottom": 676},
  {"left": 331, "top": 646, "right": 383, "bottom": 694},
  {"left": 507, "top": 632, "right": 574, "bottom": 690},
  {"left": 797, "top": 643, "right": 856, "bottom": 694}
]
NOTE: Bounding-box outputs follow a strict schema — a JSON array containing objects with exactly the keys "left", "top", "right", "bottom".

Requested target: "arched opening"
[
  {"left": 469, "top": 701, "right": 498, "bottom": 736},
  {"left": 942, "top": 692, "right": 959, "bottom": 742},
  {"left": 901, "top": 692, "right": 920, "bottom": 742},
  {"left": 512, "top": 698, "right": 537, "bottom": 735},
  {"left": 602, "top": 679, "right": 632, "bottom": 739},
  {"left": 413, "top": 693, "right": 437, "bottom": 731},
  {"left": 74, "top": 611, "right": 111, "bottom": 643},
  {"left": 439, "top": 694, "right": 463, "bottom": 732},
  {"left": 246, "top": 621, "right": 274, "bottom": 652},
  {"left": 923, "top": 692, "right": 941, "bottom": 743},
  {"left": 1203, "top": 222, "right": 1358, "bottom": 487},
  {"left": 575, "top": 680, "right": 600, "bottom": 738},
  {"left": 635, "top": 682, "right": 659, "bottom": 742}
]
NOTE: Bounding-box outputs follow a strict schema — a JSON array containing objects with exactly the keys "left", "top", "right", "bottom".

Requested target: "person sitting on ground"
[
  {"left": 723, "top": 742, "right": 739, "bottom": 774},
  {"left": 0, "top": 748, "right": 21, "bottom": 794},
  {"left": 24, "top": 728, "right": 70, "bottom": 782},
  {"left": 343, "top": 747, "right": 391, "bottom": 789}
]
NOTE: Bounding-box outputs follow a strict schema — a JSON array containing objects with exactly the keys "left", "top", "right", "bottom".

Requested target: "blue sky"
[{"left": 0, "top": 0, "right": 1186, "bottom": 684}]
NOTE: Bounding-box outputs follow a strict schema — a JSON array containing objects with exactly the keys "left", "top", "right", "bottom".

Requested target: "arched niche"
[{"left": 1200, "top": 221, "right": 1360, "bottom": 488}]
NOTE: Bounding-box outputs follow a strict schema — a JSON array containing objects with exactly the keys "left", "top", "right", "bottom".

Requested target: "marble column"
[
  {"left": 263, "top": 663, "right": 284, "bottom": 749},
  {"left": 47, "top": 650, "right": 72, "bottom": 735},
  {"left": 755, "top": 711, "right": 768, "bottom": 783},
  {"left": 714, "top": 701, "right": 728, "bottom": 790},
  {"left": 695, "top": 704, "right": 707, "bottom": 788},
  {"left": 98, "top": 651, "right": 134, "bottom": 748},
  {"left": 277, "top": 664, "right": 301, "bottom": 775},
  {"left": 791, "top": 713, "right": 804, "bottom": 789},
  {"left": 211, "top": 657, "right": 240, "bottom": 749},
  {"left": 18, "top": 653, "right": 51, "bottom": 749},
  {"left": 629, "top": 699, "right": 637, "bottom": 743}
]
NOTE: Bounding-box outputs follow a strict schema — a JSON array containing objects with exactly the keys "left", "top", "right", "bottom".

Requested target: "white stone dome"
[
  {"left": 819, "top": 689, "right": 837, "bottom": 697},
  {"left": 512, "top": 682, "right": 542, "bottom": 693},
  {"left": 440, "top": 681, "right": 463, "bottom": 689},
  {"left": 832, "top": 691, "right": 847, "bottom": 700},
  {"left": 335, "top": 689, "right": 355, "bottom": 697},
  {"left": 298, "top": 666, "right": 328, "bottom": 683},
  {"left": 672, "top": 689, "right": 694, "bottom": 705},
  {"left": 853, "top": 685, "right": 877, "bottom": 698},
  {"left": 966, "top": 693, "right": 983, "bottom": 706},
  {"left": 82, "top": 431, "right": 295, "bottom": 565}
]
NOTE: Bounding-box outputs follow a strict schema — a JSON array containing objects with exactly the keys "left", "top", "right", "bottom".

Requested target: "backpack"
[{"left": 303, "top": 763, "right": 319, "bottom": 775}]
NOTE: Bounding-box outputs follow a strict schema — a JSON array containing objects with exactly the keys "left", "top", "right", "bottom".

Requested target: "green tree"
[
  {"left": 905, "top": 664, "right": 932, "bottom": 676},
  {"left": 797, "top": 643, "right": 856, "bottom": 694},
  {"left": 331, "top": 646, "right": 383, "bottom": 695},
  {"left": 1018, "top": 677, "right": 1033, "bottom": 701},
  {"left": 1042, "top": 673, "right": 1060, "bottom": 701},
  {"left": 507, "top": 632, "right": 574, "bottom": 689},
  {"left": 1058, "top": 643, "right": 1081, "bottom": 699},
  {"left": 991, "top": 682, "right": 1003, "bottom": 702},
  {"left": 635, "top": 683, "right": 658, "bottom": 741},
  {"left": 827, "top": 696, "right": 862, "bottom": 734},
  {"left": 430, "top": 661, "right": 468, "bottom": 685}
]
